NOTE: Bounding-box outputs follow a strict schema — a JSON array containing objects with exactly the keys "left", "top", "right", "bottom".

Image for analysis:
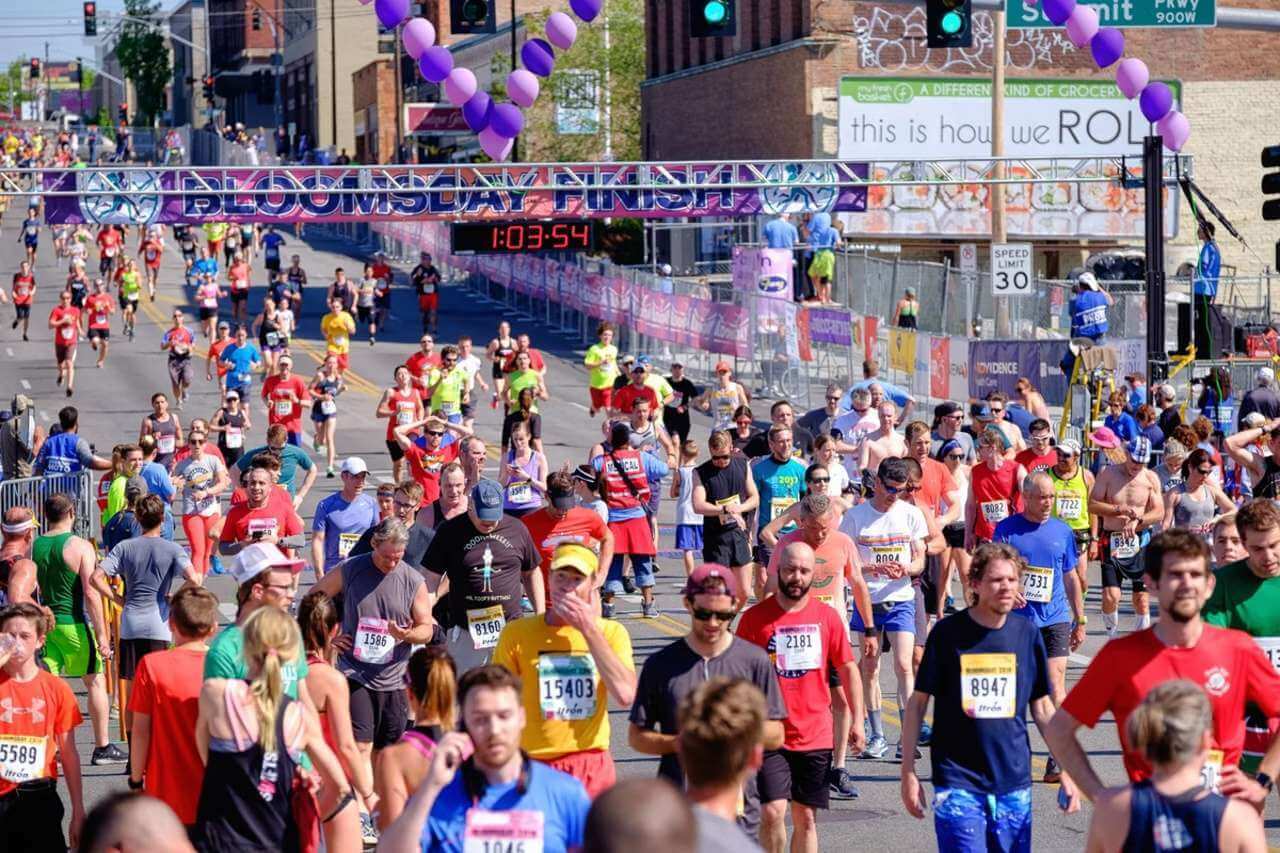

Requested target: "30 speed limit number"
[{"left": 991, "top": 243, "right": 1033, "bottom": 298}]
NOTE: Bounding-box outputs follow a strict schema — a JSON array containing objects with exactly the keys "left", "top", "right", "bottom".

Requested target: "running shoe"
[
  {"left": 209, "top": 554, "right": 225, "bottom": 576},
  {"left": 641, "top": 601, "right": 659, "bottom": 619},
  {"left": 858, "top": 735, "right": 888, "bottom": 760},
  {"left": 326, "top": 466, "right": 336, "bottom": 478},
  {"left": 360, "top": 811, "right": 378, "bottom": 846},
  {"left": 1043, "top": 756, "right": 1062, "bottom": 784},
  {"left": 621, "top": 577, "right": 638, "bottom": 595},
  {"left": 895, "top": 741, "right": 923, "bottom": 761},
  {"left": 602, "top": 601, "right": 616, "bottom": 619},
  {"left": 919, "top": 722, "right": 933, "bottom": 746},
  {"left": 91, "top": 743, "right": 129, "bottom": 765},
  {"left": 827, "top": 767, "right": 860, "bottom": 800}
]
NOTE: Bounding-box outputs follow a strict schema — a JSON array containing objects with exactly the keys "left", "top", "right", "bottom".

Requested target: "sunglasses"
[
  {"left": 711, "top": 453, "right": 731, "bottom": 462},
  {"left": 808, "top": 476, "right": 830, "bottom": 484},
  {"left": 393, "top": 499, "right": 417, "bottom": 510},
  {"left": 881, "top": 480, "right": 915, "bottom": 495},
  {"left": 692, "top": 607, "right": 737, "bottom": 623},
  {"left": 1197, "top": 467, "right": 1214, "bottom": 475},
  {"left": 826, "top": 396, "right": 841, "bottom": 403},
  {"left": 946, "top": 453, "right": 964, "bottom": 460},
  {"left": 990, "top": 408, "right": 1004, "bottom": 415},
  {"left": 425, "top": 430, "right": 445, "bottom": 438}
]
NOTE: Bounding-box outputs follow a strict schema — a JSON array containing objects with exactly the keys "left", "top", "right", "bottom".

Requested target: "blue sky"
[{"left": 0, "top": 0, "right": 130, "bottom": 68}]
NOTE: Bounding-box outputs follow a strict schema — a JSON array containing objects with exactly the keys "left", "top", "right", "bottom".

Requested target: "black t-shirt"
[
  {"left": 916, "top": 610, "right": 1050, "bottom": 795},
  {"left": 1157, "top": 405, "right": 1181, "bottom": 440},
  {"left": 422, "top": 513, "right": 540, "bottom": 624},
  {"left": 797, "top": 406, "right": 835, "bottom": 436},
  {"left": 501, "top": 411, "right": 542, "bottom": 450},
  {"left": 664, "top": 378, "right": 699, "bottom": 415},
  {"left": 411, "top": 264, "right": 440, "bottom": 295},
  {"left": 695, "top": 457, "right": 748, "bottom": 539},
  {"left": 742, "top": 425, "right": 814, "bottom": 460},
  {"left": 349, "top": 523, "right": 433, "bottom": 571}
]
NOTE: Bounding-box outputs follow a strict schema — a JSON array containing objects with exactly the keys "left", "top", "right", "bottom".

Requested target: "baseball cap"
[
  {"left": 571, "top": 464, "right": 597, "bottom": 486},
  {"left": 339, "top": 457, "right": 369, "bottom": 476},
  {"left": 471, "top": 479, "right": 504, "bottom": 522},
  {"left": 636, "top": 355, "right": 652, "bottom": 367},
  {"left": 1055, "top": 438, "right": 1082, "bottom": 457},
  {"left": 124, "top": 476, "right": 148, "bottom": 501},
  {"left": 935, "top": 401, "right": 963, "bottom": 419},
  {"left": 1258, "top": 367, "right": 1275, "bottom": 386},
  {"left": 225, "top": 390, "right": 240, "bottom": 401},
  {"left": 1127, "top": 435, "right": 1152, "bottom": 465},
  {"left": 683, "top": 563, "right": 739, "bottom": 599},
  {"left": 975, "top": 404, "right": 994, "bottom": 421},
  {"left": 1242, "top": 412, "right": 1267, "bottom": 429},
  {"left": 1078, "top": 271, "right": 1101, "bottom": 291},
  {"left": 549, "top": 542, "right": 598, "bottom": 576},
  {"left": 620, "top": 353, "right": 636, "bottom": 364},
  {"left": 548, "top": 478, "right": 576, "bottom": 511},
  {"left": 230, "top": 542, "right": 305, "bottom": 585},
  {"left": 671, "top": 361, "right": 683, "bottom": 369},
  {"left": 217, "top": 320, "right": 230, "bottom": 329},
  {"left": 715, "top": 360, "right": 732, "bottom": 373},
  {"left": 1089, "top": 426, "right": 1121, "bottom": 449}
]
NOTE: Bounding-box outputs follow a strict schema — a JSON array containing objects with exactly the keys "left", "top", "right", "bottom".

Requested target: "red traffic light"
[{"left": 84, "top": 1, "right": 95, "bottom": 13}]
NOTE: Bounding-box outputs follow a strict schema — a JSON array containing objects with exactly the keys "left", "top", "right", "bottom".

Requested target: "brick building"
[
  {"left": 641, "top": 0, "right": 1280, "bottom": 263},
  {"left": 209, "top": 0, "right": 286, "bottom": 129},
  {"left": 352, "top": 60, "right": 397, "bottom": 164}
]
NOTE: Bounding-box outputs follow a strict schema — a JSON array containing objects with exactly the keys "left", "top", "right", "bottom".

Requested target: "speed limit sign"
[{"left": 991, "top": 243, "right": 1033, "bottom": 297}]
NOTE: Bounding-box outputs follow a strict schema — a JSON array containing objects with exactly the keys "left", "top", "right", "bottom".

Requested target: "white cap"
[
  {"left": 230, "top": 543, "right": 304, "bottom": 585},
  {"left": 1258, "top": 367, "right": 1275, "bottom": 386},
  {"left": 659, "top": 264, "right": 672, "bottom": 276},
  {"left": 1077, "top": 271, "right": 1100, "bottom": 291},
  {"left": 340, "top": 456, "right": 369, "bottom": 476}
]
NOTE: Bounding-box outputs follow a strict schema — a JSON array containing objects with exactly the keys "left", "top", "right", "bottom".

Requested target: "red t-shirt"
[
  {"left": 84, "top": 293, "right": 113, "bottom": 330},
  {"left": 49, "top": 306, "right": 80, "bottom": 347},
  {"left": 371, "top": 261, "right": 392, "bottom": 283},
  {"left": 406, "top": 350, "right": 441, "bottom": 382},
  {"left": 141, "top": 239, "right": 163, "bottom": 267},
  {"left": 11, "top": 274, "right": 33, "bottom": 306},
  {"left": 0, "top": 669, "right": 83, "bottom": 797},
  {"left": 209, "top": 339, "right": 232, "bottom": 377},
  {"left": 735, "top": 595, "right": 853, "bottom": 751},
  {"left": 262, "top": 375, "right": 309, "bottom": 433},
  {"left": 971, "top": 460, "right": 1023, "bottom": 541},
  {"left": 520, "top": 507, "right": 610, "bottom": 594},
  {"left": 127, "top": 647, "right": 206, "bottom": 823},
  {"left": 1015, "top": 448, "right": 1058, "bottom": 476},
  {"left": 1062, "top": 625, "right": 1280, "bottom": 781},
  {"left": 228, "top": 262, "right": 250, "bottom": 293},
  {"left": 221, "top": 497, "right": 303, "bottom": 547},
  {"left": 915, "top": 457, "right": 958, "bottom": 518},
  {"left": 404, "top": 440, "right": 459, "bottom": 505},
  {"left": 97, "top": 229, "right": 120, "bottom": 256},
  {"left": 613, "top": 384, "right": 658, "bottom": 415}
]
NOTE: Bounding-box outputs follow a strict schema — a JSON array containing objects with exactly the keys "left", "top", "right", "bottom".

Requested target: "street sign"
[
  {"left": 959, "top": 243, "right": 977, "bottom": 272},
  {"left": 991, "top": 243, "right": 1033, "bottom": 298},
  {"left": 1006, "top": 0, "right": 1216, "bottom": 28}
]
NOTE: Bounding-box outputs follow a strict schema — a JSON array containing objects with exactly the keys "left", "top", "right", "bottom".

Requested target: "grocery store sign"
[{"left": 836, "top": 75, "right": 1180, "bottom": 239}]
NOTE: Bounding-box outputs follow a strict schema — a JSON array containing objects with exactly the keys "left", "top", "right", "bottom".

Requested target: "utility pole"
[
  {"left": 394, "top": 24, "right": 404, "bottom": 163},
  {"left": 510, "top": 0, "right": 519, "bottom": 162},
  {"left": 330, "top": 0, "right": 337, "bottom": 150},
  {"left": 990, "top": 10, "right": 1008, "bottom": 337},
  {"left": 1144, "top": 135, "right": 1167, "bottom": 385}
]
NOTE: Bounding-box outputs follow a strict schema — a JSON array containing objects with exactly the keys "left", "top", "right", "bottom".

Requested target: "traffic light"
[
  {"left": 252, "top": 9, "right": 262, "bottom": 30},
  {"left": 29, "top": 58, "right": 40, "bottom": 79},
  {"left": 83, "top": 1, "right": 97, "bottom": 36},
  {"left": 927, "top": 0, "right": 972, "bottom": 48},
  {"left": 690, "top": 0, "right": 736, "bottom": 38},
  {"left": 450, "top": 0, "right": 495, "bottom": 34},
  {"left": 202, "top": 75, "right": 215, "bottom": 101},
  {"left": 1263, "top": 146, "right": 1280, "bottom": 221}
]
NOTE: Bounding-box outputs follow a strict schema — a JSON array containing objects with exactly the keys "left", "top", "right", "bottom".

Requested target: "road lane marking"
[
  {"left": 5, "top": 347, "right": 12, "bottom": 357},
  {"left": 20, "top": 379, "right": 30, "bottom": 390}
]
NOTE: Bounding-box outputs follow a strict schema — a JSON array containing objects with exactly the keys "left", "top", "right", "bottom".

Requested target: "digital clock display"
[{"left": 451, "top": 221, "right": 596, "bottom": 254}]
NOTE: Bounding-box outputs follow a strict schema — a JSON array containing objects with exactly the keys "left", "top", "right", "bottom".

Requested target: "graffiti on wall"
[{"left": 850, "top": 8, "right": 1076, "bottom": 73}]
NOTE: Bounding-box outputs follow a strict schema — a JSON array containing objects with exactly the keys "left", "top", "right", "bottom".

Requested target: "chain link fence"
[{"left": 0, "top": 470, "right": 96, "bottom": 542}]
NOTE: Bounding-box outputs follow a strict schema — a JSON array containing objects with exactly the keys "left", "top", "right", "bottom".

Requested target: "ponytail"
[
  {"left": 407, "top": 646, "right": 458, "bottom": 732},
  {"left": 240, "top": 607, "right": 301, "bottom": 754},
  {"left": 1126, "top": 680, "right": 1212, "bottom": 769},
  {"left": 297, "top": 589, "right": 339, "bottom": 656}
]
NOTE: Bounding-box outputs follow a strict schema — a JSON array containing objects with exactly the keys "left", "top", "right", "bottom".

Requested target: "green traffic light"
[
  {"left": 703, "top": 0, "right": 727, "bottom": 24},
  {"left": 941, "top": 10, "right": 963, "bottom": 33}
]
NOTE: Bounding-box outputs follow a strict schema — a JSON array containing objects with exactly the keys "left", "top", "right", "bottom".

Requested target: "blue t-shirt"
[
  {"left": 751, "top": 456, "right": 806, "bottom": 531},
  {"left": 1194, "top": 240, "right": 1220, "bottom": 297},
  {"left": 220, "top": 343, "right": 262, "bottom": 387},
  {"left": 1104, "top": 412, "right": 1139, "bottom": 444},
  {"left": 191, "top": 257, "right": 219, "bottom": 279},
  {"left": 590, "top": 450, "right": 670, "bottom": 522},
  {"left": 807, "top": 213, "right": 838, "bottom": 250},
  {"left": 234, "top": 443, "right": 314, "bottom": 496},
  {"left": 992, "top": 514, "right": 1076, "bottom": 628},
  {"left": 916, "top": 610, "right": 1050, "bottom": 795},
  {"left": 1004, "top": 404, "right": 1035, "bottom": 440},
  {"left": 312, "top": 492, "right": 379, "bottom": 571},
  {"left": 841, "top": 379, "right": 913, "bottom": 411},
  {"left": 140, "top": 461, "right": 175, "bottom": 502},
  {"left": 421, "top": 760, "right": 590, "bottom": 853},
  {"left": 261, "top": 232, "right": 286, "bottom": 261},
  {"left": 762, "top": 218, "right": 799, "bottom": 249},
  {"left": 1070, "top": 290, "right": 1109, "bottom": 340}
]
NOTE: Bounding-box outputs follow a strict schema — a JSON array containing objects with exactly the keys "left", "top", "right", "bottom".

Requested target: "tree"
[
  {"left": 0, "top": 61, "right": 35, "bottom": 112},
  {"left": 114, "top": 0, "right": 171, "bottom": 125}
]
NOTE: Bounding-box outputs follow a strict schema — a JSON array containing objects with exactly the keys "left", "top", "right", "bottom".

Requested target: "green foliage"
[
  {"left": 1, "top": 61, "right": 35, "bottom": 108},
  {"left": 115, "top": 0, "right": 172, "bottom": 124}
]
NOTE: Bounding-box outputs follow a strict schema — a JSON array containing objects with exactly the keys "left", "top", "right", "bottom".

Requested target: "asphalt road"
[{"left": 3, "top": 206, "right": 1277, "bottom": 850}]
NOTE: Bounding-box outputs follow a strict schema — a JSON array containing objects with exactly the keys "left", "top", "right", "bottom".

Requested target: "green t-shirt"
[
  {"left": 120, "top": 270, "right": 141, "bottom": 299},
  {"left": 645, "top": 374, "right": 674, "bottom": 403},
  {"left": 584, "top": 343, "right": 618, "bottom": 389},
  {"left": 429, "top": 366, "right": 467, "bottom": 416},
  {"left": 506, "top": 369, "right": 542, "bottom": 411},
  {"left": 235, "top": 444, "right": 314, "bottom": 496},
  {"left": 204, "top": 623, "right": 309, "bottom": 697}
]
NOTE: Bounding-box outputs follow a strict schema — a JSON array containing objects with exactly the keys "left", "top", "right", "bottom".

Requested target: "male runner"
[
  {"left": 393, "top": 415, "right": 471, "bottom": 506},
  {"left": 84, "top": 278, "right": 114, "bottom": 368},
  {"left": 116, "top": 258, "right": 142, "bottom": 339},
  {"left": 584, "top": 322, "right": 619, "bottom": 417},
  {"left": 205, "top": 321, "right": 233, "bottom": 393},
  {"left": 219, "top": 325, "right": 262, "bottom": 402},
  {"left": 519, "top": 471, "right": 614, "bottom": 596},
  {"left": 750, "top": 425, "right": 806, "bottom": 595},
  {"left": 1046, "top": 529, "right": 1280, "bottom": 807},
  {"left": 33, "top": 493, "right": 128, "bottom": 765},
  {"left": 966, "top": 427, "right": 1027, "bottom": 551},
  {"left": 217, "top": 461, "right": 305, "bottom": 557},
  {"left": 233, "top": 423, "right": 318, "bottom": 504},
  {"left": 138, "top": 230, "right": 163, "bottom": 298},
  {"left": 48, "top": 290, "right": 81, "bottom": 397},
  {"left": 310, "top": 456, "right": 379, "bottom": 576},
  {"left": 694, "top": 430, "right": 760, "bottom": 608},
  {"left": 260, "top": 355, "right": 308, "bottom": 446},
  {"left": 19, "top": 206, "right": 40, "bottom": 264},
  {"left": 410, "top": 251, "right": 441, "bottom": 334},
  {"left": 1048, "top": 438, "right": 1095, "bottom": 601},
  {"left": 1015, "top": 418, "right": 1058, "bottom": 474},
  {"left": 858, "top": 401, "right": 907, "bottom": 476},
  {"left": 96, "top": 224, "right": 122, "bottom": 276},
  {"left": 161, "top": 310, "right": 196, "bottom": 409},
  {"left": 993, "top": 472, "right": 1086, "bottom": 783},
  {"left": 1212, "top": 512, "right": 1247, "bottom": 567},
  {"left": 1089, "top": 435, "right": 1162, "bottom": 636},
  {"left": 9, "top": 259, "right": 35, "bottom": 340},
  {"left": 0, "top": 507, "right": 39, "bottom": 605}
]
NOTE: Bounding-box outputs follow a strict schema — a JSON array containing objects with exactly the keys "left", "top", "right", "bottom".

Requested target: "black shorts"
[
  {"left": 757, "top": 748, "right": 831, "bottom": 810},
  {"left": 0, "top": 781, "right": 66, "bottom": 852},
  {"left": 13, "top": 305, "right": 29, "bottom": 319},
  {"left": 1101, "top": 534, "right": 1146, "bottom": 592},
  {"left": 942, "top": 522, "right": 965, "bottom": 549},
  {"left": 230, "top": 291, "right": 248, "bottom": 303},
  {"left": 181, "top": 247, "right": 196, "bottom": 261},
  {"left": 1041, "top": 623, "right": 1071, "bottom": 659},
  {"left": 753, "top": 544, "right": 773, "bottom": 570},
  {"left": 118, "top": 637, "right": 169, "bottom": 680},
  {"left": 357, "top": 306, "right": 372, "bottom": 323},
  {"left": 265, "top": 257, "right": 281, "bottom": 272},
  {"left": 461, "top": 402, "right": 476, "bottom": 419},
  {"left": 347, "top": 678, "right": 409, "bottom": 748},
  {"left": 703, "top": 529, "right": 751, "bottom": 568},
  {"left": 492, "top": 363, "right": 505, "bottom": 380},
  {"left": 88, "top": 328, "right": 109, "bottom": 341},
  {"left": 387, "top": 439, "right": 405, "bottom": 462},
  {"left": 919, "top": 554, "right": 941, "bottom": 613}
]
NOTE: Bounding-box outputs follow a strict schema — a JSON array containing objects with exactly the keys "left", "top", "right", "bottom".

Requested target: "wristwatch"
[
  {"left": 127, "top": 776, "right": 144, "bottom": 790},
  {"left": 1256, "top": 772, "right": 1274, "bottom": 794}
]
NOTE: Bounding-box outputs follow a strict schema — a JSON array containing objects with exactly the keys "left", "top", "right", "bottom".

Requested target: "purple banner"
[
  {"left": 969, "top": 340, "right": 1069, "bottom": 401},
  {"left": 44, "top": 162, "right": 869, "bottom": 225},
  {"left": 805, "top": 307, "right": 853, "bottom": 346}
]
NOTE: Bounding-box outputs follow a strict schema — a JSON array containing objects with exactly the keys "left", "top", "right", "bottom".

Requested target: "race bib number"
[
  {"left": 869, "top": 544, "right": 909, "bottom": 571},
  {"left": 234, "top": 372, "right": 251, "bottom": 386},
  {"left": 104, "top": 246, "right": 117, "bottom": 257},
  {"left": 1022, "top": 565, "right": 1053, "bottom": 604},
  {"left": 338, "top": 532, "right": 360, "bottom": 559},
  {"left": 59, "top": 325, "right": 74, "bottom": 341},
  {"left": 467, "top": 606, "right": 506, "bottom": 650},
  {"left": 333, "top": 335, "right": 348, "bottom": 349},
  {"left": 156, "top": 434, "right": 176, "bottom": 455},
  {"left": 771, "top": 495, "right": 797, "bottom": 518},
  {"left": 1256, "top": 637, "right": 1280, "bottom": 672},
  {"left": 981, "top": 500, "right": 1009, "bottom": 524},
  {"left": 201, "top": 294, "right": 218, "bottom": 308},
  {"left": 507, "top": 481, "right": 532, "bottom": 505},
  {"left": 265, "top": 331, "right": 280, "bottom": 347},
  {"left": 395, "top": 404, "right": 415, "bottom": 426},
  {"left": 247, "top": 517, "right": 278, "bottom": 540},
  {"left": 1054, "top": 495, "right": 1083, "bottom": 520},
  {"left": 1202, "top": 749, "right": 1225, "bottom": 793},
  {"left": 93, "top": 313, "right": 107, "bottom": 326},
  {"left": 320, "top": 400, "right": 337, "bottom": 416},
  {"left": 1111, "top": 533, "right": 1140, "bottom": 559},
  {"left": 775, "top": 624, "right": 821, "bottom": 672},
  {"left": 225, "top": 427, "right": 244, "bottom": 449},
  {"left": 464, "top": 809, "right": 544, "bottom": 853},
  {"left": 960, "top": 653, "right": 1016, "bottom": 719},
  {"left": 0, "top": 734, "right": 46, "bottom": 783},
  {"left": 440, "top": 400, "right": 460, "bottom": 416},
  {"left": 537, "top": 653, "right": 598, "bottom": 721},
  {"left": 353, "top": 617, "right": 394, "bottom": 664},
  {"left": 274, "top": 400, "right": 293, "bottom": 418}
]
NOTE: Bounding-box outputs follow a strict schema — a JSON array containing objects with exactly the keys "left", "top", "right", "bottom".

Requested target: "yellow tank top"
[{"left": 1049, "top": 466, "right": 1090, "bottom": 531}]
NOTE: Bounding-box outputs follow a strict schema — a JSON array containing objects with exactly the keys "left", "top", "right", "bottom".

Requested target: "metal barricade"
[{"left": 0, "top": 470, "right": 96, "bottom": 542}]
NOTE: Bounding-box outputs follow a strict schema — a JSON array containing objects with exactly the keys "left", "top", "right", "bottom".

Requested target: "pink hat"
[{"left": 1089, "top": 426, "right": 1121, "bottom": 449}]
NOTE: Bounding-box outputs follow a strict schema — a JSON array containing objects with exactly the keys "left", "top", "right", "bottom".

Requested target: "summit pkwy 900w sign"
[
  {"left": 41, "top": 162, "right": 869, "bottom": 226},
  {"left": 1006, "top": 0, "right": 1216, "bottom": 28}
]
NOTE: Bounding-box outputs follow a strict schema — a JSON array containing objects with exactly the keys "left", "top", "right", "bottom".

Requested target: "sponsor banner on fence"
[
  {"left": 804, "top": 306, "right": 854, "bottom": 347},
  {"left": 44, "top": 161, "right": 870, "bottom": 226},
  {"left": 930, "top": 336, "right": 950, "bottom": 400},
  {"left": 913, "top": 332, "right": 932, "bottom": 399},
  {"left": 969, "top": 339, "right": 1070, "bottom": 402},
  {"left": 889, "top": 328, "right": 916, "bottom": 375}
]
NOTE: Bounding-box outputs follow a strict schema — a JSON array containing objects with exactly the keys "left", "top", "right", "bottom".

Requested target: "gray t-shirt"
[
  {"left": 335, "top": 553, "right": 424, "bottom": 691},
  {"left": 174, "top": 453, "right": 227, "bottom": 517},
  {"left": 101, "top": 536, "right": 192, "bottom": 641},
  {"left": 696, "top": 806, "right": 763, "bottom": 853}
]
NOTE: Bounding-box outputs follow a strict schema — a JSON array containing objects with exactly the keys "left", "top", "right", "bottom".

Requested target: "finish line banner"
[{"left": 41, "top": 162, "right": 869, "bottom": 226}]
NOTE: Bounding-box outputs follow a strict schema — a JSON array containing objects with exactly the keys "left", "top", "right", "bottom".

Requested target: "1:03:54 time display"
[{"left": 451, "top": 221, "right": 596, "bottom": 254}]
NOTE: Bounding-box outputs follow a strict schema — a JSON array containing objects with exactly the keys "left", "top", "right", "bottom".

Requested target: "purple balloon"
[
  {"left": 478, "top": 127, "right": 513, "bottom": 161},
  {"left": 1139, "top": 81, "right": 1174, "bottom": 123},
  {"left": 463, "top": 92, "right": 494, "bottom": 134},
  {"left": 418, "top": 46, "right": 453, "bottom": 83},
  {"left": 546, "top": 11, "right": 578, "bottom": 50},
  {"left": 401, "top": 17, "right": 435, "bottom": 60},
  {"left": 1090, "top": 28, "right": 1124, "bottom": 68},
  {"left": 374, "top": 0, "right": 409, "bottom": 29},
  {"left": 490, "top": 103, "right": 524, "bottom": 139},
  {"left": 1157, "top": 110, "right": 1191, "bottom": 152},
  {"left": 1114, "top": 58, "right": 1149, "bottom": 100},
  {"left": 521, "top": 38, "right": 556, "bottom": 78},
  {"left": 444, "top": 67, "right": 478, "bottom": 107},
  {"left": 507, "top": 69, "right": 541, "bottom": 109},
  {"left": 1064, "top": 4, "right": 1098, "bottom": 49},
  {"left": 1041, "top": 0, "right": 1076, "bottom": 26},
  {"left": 569, "top": 0, "right": 603, "bottom": 23}
]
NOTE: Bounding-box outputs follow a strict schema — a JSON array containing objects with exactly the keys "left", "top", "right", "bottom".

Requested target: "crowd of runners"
[{"left": 0, "top": 125, "right": 1278, "bottom": 852}]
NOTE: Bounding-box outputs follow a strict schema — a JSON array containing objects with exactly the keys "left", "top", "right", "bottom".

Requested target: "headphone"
[{"left": 461, "top": 750, "right": 532, "bottom": 805}]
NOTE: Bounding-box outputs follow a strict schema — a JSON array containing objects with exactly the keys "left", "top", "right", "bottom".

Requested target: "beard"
[
  {"left": 780, "top": 580, "right": 812, "bottom": 602},
  {"left": 1167, "top": 596, "right": 1200, "bottom": 623}
]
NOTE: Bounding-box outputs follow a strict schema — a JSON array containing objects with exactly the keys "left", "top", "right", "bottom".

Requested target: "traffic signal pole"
[{"left": 1145, "top": 135, "right": 1167, "bottom": 385}]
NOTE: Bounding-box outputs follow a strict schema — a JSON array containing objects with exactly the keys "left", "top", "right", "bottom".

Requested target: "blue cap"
[
  {"left": 1127, "top": 435, "right": 1152, "bottom": 465},
  {"left": 471, "top": 479, "right": 504, "bottom": 522},
  {"left": 636, "top": 354, "right": 652, "bottom": 366}
]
